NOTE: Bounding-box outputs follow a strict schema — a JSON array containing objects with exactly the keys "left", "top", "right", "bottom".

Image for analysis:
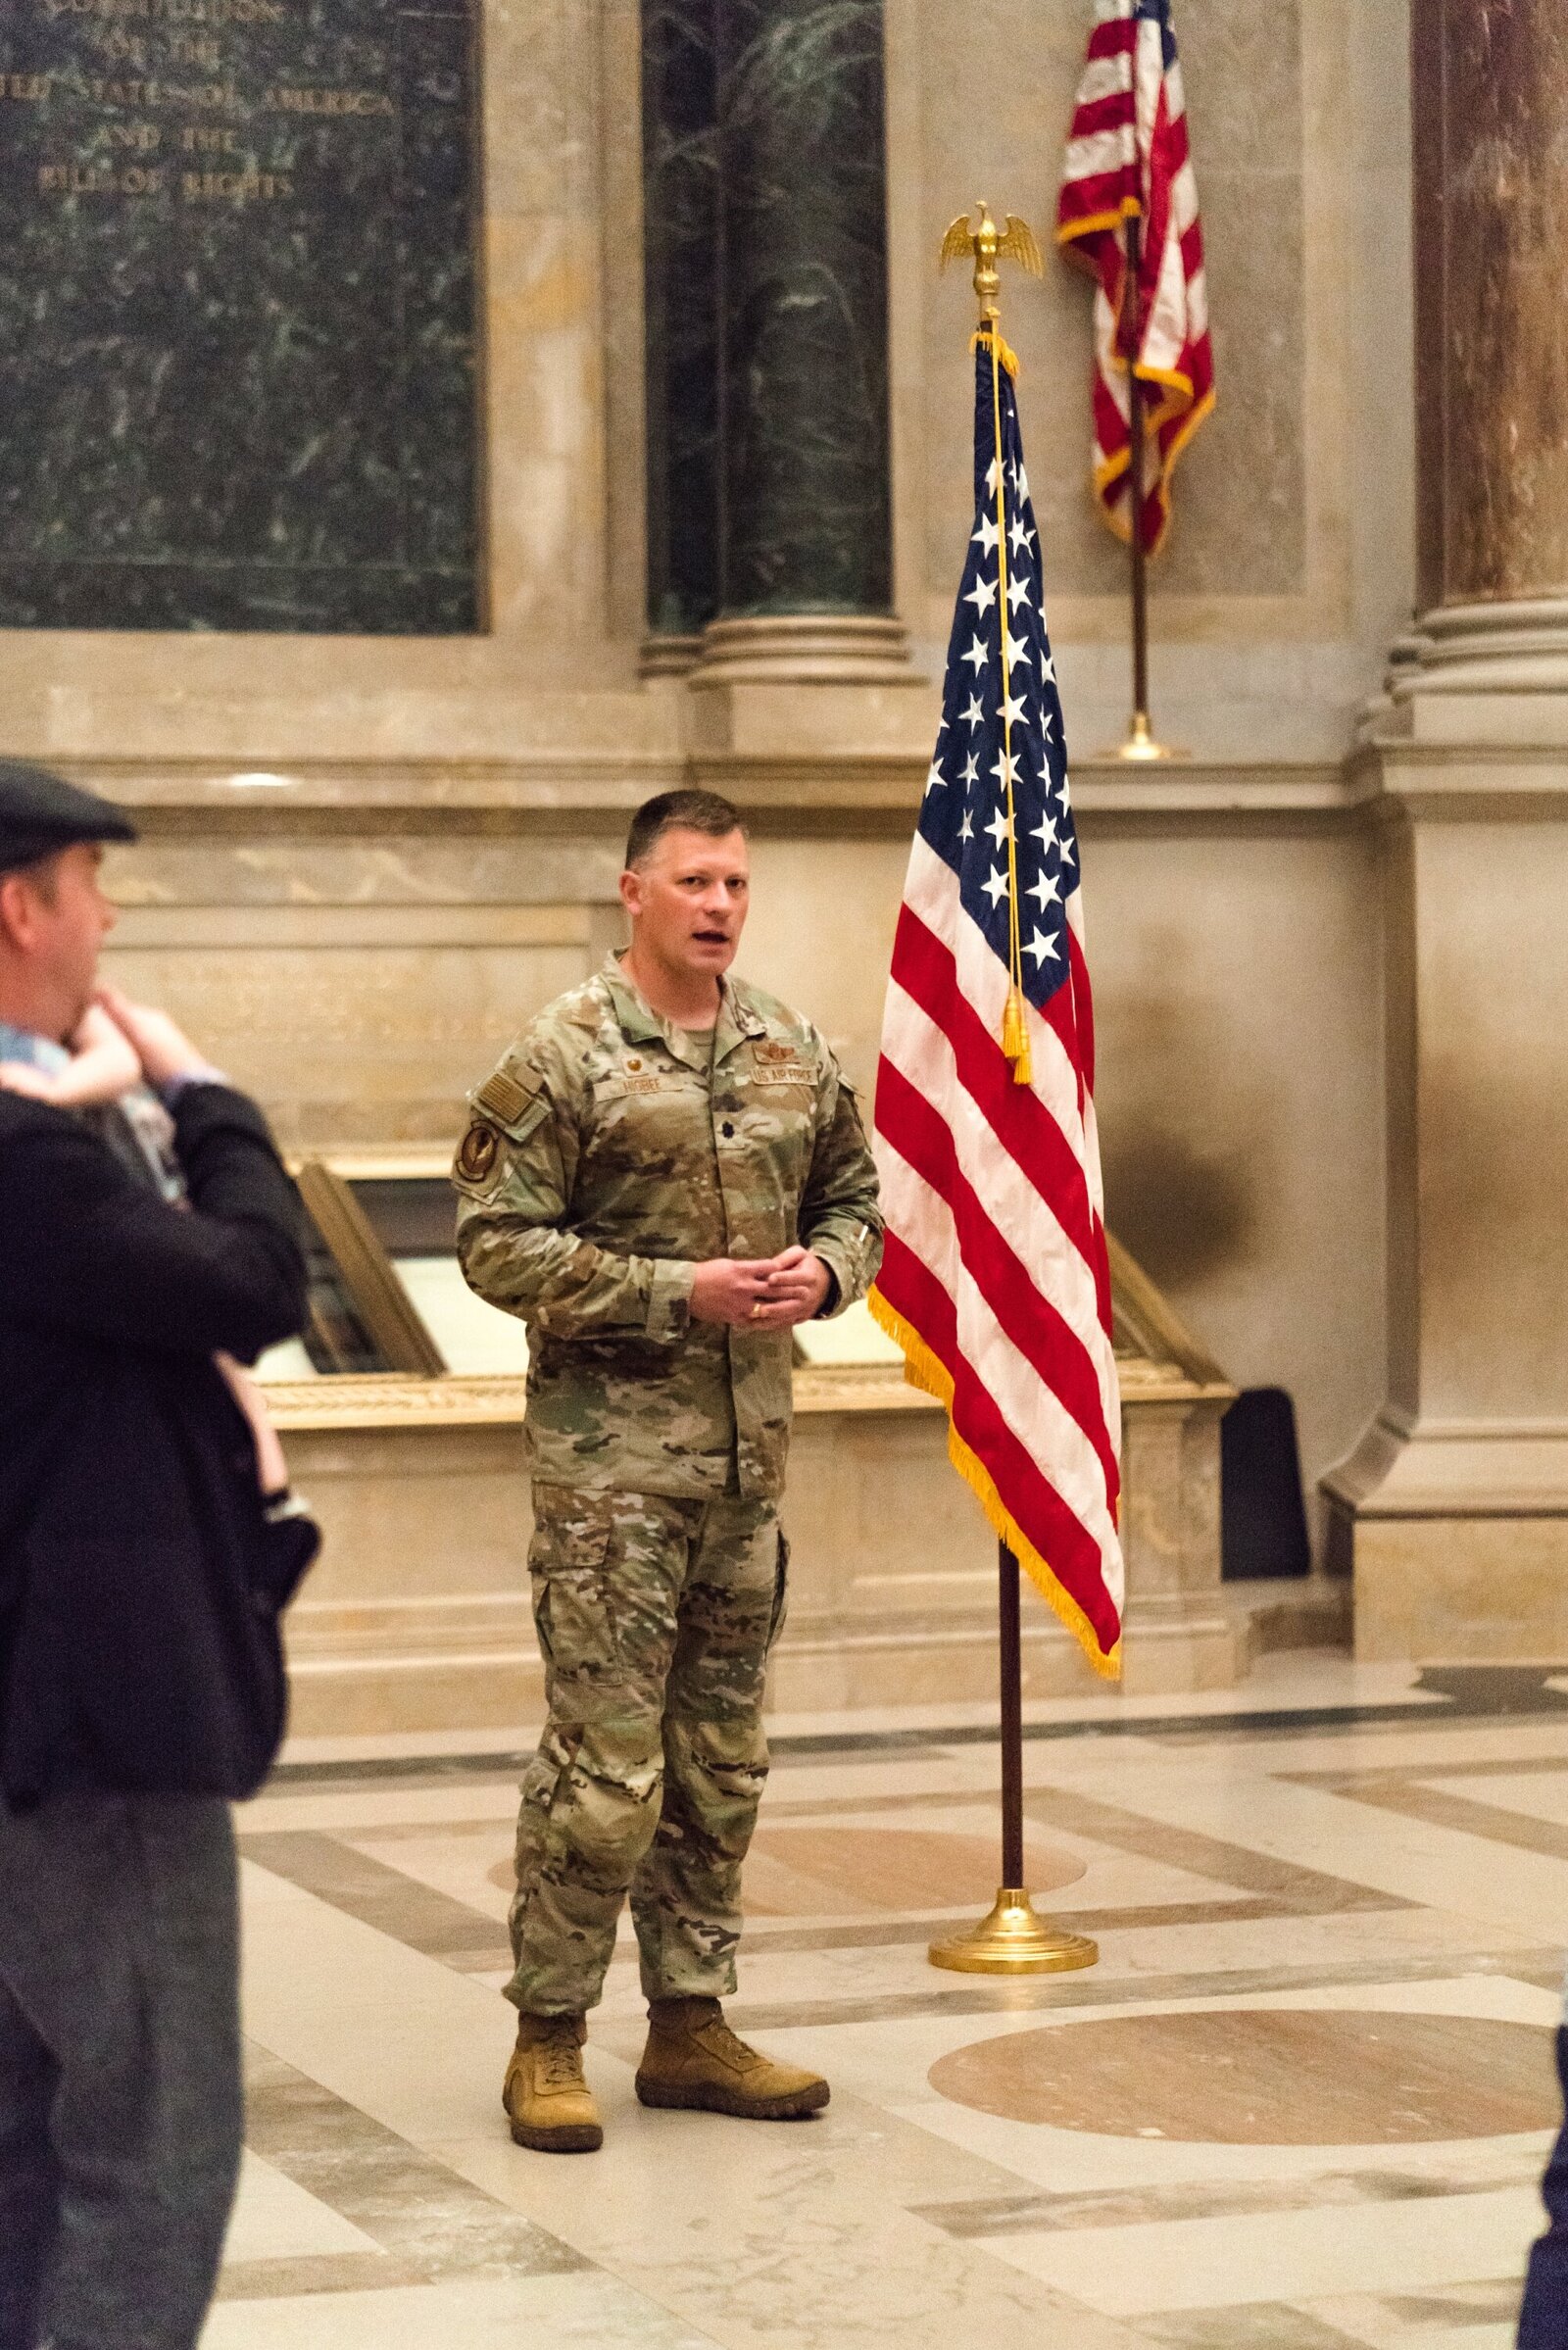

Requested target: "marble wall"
[
  {"left": 0, "top": 0, "right": 481, "bottom": 633},
  {"left": 26, "top": 0, "right": 1426, "bottom": 1601},
  {"left": 641, "top": 0, "right": 719, "bottom": 639},
  {"left": 103, "top": 833, "right": 621, "bottom": 1147},
  {"left": 713, "top": 0, "right": 894, "bottom": 619},
  {"left": 0, "top": 0, "right": 1415, "bottom": 748},
  {"left": 739, "top": 817, "right": 1386, "bottom": 1546},
  {"left": 910, "top": 0, "right": 1307, "bottom": 608},
  {"left": 888, "top": 0, "right": 1414, "bottom": 758},
  {"left": 0, "top": 0, "right": 648, "bottom": 759}
]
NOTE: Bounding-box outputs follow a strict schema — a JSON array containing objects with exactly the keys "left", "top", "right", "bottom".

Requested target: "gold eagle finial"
[{"left": 939, "top": 200, "right": 1043, "bottom": 321}]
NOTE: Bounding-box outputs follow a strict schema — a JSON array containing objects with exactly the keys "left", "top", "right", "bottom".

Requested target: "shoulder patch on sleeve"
[
  {"left": 455, "top": 1119, "right": 501, "bottom": 1186},
  {"left": 477, "top": 1065, "right": 540, "bottom": 1127}
]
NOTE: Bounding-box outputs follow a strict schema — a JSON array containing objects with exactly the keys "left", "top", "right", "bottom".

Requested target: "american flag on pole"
[
  {"left": 1056, "top": 0, "right": 1215, "bottom": 553},
  {"left": 868, "top": 336, "right": 1124, "bottom": 1677}
]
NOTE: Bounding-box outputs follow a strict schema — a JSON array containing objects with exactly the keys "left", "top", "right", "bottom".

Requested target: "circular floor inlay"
[{"left": 928, "top": 2008, "right": 1560, "bottom": 2143}]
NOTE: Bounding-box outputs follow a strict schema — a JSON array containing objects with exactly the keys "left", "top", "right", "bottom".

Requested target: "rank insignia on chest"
[{"left": 457, "top": 1120, "right": 500, "bottom": 1183}]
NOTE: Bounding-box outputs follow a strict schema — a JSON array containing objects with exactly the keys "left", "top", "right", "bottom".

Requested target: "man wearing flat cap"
[{"left": 0, "top": 764, "right": 313, "bottom": 2350}]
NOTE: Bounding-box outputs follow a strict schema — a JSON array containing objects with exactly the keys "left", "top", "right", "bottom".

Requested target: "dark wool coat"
[{"left": 0, "top": 1083, "right": 310, "bottom": 1805}]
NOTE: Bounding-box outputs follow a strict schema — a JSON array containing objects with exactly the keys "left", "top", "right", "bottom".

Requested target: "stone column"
[
  {"left": 1413, "top": 0, "right": 1568, "bottom": 616},
  {"left": 693, "top": 0, "right": 908, "bottom": 683},
  {"left": 639, "top": 0, "right": 721, "bottom": 675},
  {"left": 1324, "top": 0, "right": 1568, "bottom": 1657}
]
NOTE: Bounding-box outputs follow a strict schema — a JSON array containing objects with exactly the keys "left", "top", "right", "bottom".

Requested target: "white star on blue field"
[{"left": 921, "top": 349, "right": 1079, "bottom": 1014}]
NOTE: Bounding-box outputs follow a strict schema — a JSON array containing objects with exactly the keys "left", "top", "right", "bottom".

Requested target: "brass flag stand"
[
  {"left": 927, "top": 204, "right": 1100, "bottom": 1979},
  {"left": 928, "top": 1542, "right": 1098, "bottom": 1976}
]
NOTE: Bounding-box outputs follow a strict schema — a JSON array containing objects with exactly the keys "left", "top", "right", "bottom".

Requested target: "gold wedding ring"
[{"left": 750, "top": 1300, "right": 762, "bottom": 1319}]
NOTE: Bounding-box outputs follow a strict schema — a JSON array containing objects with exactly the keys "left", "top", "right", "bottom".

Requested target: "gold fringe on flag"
[{"left": 868, "top": 1285, "right": 1122, "bottom": 1681}]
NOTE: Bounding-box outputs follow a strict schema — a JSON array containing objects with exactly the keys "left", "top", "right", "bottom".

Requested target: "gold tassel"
[
  {"left": 1001, "top": 987, "right": 1033, "bottom": 1084},
  {"left": 970, "top": 324, "right": 1021, "bottom": 379}
]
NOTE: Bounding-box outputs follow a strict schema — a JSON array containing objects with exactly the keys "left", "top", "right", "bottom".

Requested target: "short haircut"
[
  {"left": 0, "top": 850, "right": 61, "bottom": 904},
  {"left": 625, "top": 789, "right": 746, "bottom": 871}
]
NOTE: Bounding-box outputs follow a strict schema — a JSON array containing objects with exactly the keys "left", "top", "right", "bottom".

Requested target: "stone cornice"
[
  {"left": 65, "top": 747, "right": 1371, "bottom": 837},
  {"left": 266, "top": 1364, "right": 948, "bottom": 1433},
  {"left": 1348, "top": 733, "right": 1568, "bottom": 818},
  {"left": 56, "top": 754, "right": 687, "bottom": 833},
  {"left": 70, "top": 736, "right": 1568, "bottom": 836},
  {"left": 268, "top": 1352, "right": 1228, "bottom": 1435},
  {"left": 72, "top": 725, "right": 1568, "bottom": 834}
]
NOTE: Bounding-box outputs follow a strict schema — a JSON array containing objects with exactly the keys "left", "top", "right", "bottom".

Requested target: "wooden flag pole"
[
  {"left": 928, "top": 1541, "right": 1099, "bottom": 1976},
  {"left": 1109, "top": 205, "right": 1181, "bottom": 762},
  {"left": 999, "top": 1542, "right": 1025, "bottom": 1889}
]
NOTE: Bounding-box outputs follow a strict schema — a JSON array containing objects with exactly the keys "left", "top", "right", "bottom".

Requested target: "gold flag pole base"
[
  {"left": 1102, "top": 709, "right": 1185, "bottom": 763},
  {"left": 929, "top": 1887, "right": 1100, "bottom": 1976}
]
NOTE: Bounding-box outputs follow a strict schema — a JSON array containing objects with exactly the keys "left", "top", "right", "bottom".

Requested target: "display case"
[
  {"left": 260, "top": 1151, "right": 911, "bottom": 1403},
  {"left": 264, "top": 1155, "right": 1239, "bottom": 1735}
]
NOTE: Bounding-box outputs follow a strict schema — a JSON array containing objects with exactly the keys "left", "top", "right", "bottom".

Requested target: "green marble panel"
[
  {"left": 641, "top": 0, "right": 719, "bottom": 640},
  {"left": 716, "top": 0, "right": 893, "bottom": 617},
  {"left": 0, "top": 0, "right": 481, "bottom": 632}
]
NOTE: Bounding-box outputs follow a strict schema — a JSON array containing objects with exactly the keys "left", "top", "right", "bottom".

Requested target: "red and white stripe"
[
  {"left": 1056, "top": 0, "right": 1215, "bottom": 555},
  {"left": 871, "top": 834, "right": 1124, "bottom": 1672}
]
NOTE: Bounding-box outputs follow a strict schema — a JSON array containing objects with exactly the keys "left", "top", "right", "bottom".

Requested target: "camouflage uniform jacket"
[{"left": 453, "top": 955, "right": 883, "bottom": 1500}]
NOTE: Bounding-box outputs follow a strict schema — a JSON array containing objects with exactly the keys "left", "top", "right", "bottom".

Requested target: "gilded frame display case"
[{"left": 263, "top": 1156, "right": 1240, "bottom": 1735}]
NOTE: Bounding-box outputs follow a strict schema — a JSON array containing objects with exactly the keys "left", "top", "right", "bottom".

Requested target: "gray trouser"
[{"left": 0, "top": 1791, "right": 243, "bottom": 2350}]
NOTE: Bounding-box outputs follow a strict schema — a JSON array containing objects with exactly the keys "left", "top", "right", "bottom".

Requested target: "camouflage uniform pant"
[{"left": 509, "top": 1481, "right": 787, "bottom": 2017}]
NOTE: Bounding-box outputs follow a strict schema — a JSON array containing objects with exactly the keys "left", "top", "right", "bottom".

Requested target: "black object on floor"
[{"left": 1221, "top": 1386, "right": 1311, "bottom": 1581}]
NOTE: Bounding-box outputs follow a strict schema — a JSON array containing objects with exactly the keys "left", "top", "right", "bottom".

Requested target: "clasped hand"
[
  {"left": 0, "top": 986, "right": 209, "bottom": 1103},
  {"left": 689, "top": 1245, "right": 831, "bottom": 1329}
]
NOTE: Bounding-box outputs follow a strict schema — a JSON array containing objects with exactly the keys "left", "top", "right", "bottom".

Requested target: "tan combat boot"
[
  {"left": 503, "top": 2013, "right": 603, "bottom": 2153},
  {"left": 635, "top": 1996, "right": 829, "bottom": 2120}
]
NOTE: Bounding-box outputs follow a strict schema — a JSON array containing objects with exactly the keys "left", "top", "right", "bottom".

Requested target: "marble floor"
[{"left": 205, "top": 1653, "right": 1568, "bottom": 2350}]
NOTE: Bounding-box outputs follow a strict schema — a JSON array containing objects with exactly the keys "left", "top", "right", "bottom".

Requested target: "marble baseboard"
[
  {"left": 1349, "top": 1514, "right": 1568, "bottom": 1664},
  {"left": 1326, "top": 1410, "right": 1568, "bottom": 1663},
  {"left": 1233, "top": 1578, "right": 1353, "bottom": 1661},
  {"left": 281, "top": 1595, "right": 1250, "bottom": 1739}
]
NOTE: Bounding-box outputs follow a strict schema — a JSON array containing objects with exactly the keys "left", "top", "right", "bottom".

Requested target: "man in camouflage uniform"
[{"left": 454, "top": 789, "right": 882, "bottom": 2153}]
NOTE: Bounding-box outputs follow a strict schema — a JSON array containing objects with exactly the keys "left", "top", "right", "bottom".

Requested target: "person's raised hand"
[{"left": 95, "top": 986, "right": 209, "bottom": 1089}]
